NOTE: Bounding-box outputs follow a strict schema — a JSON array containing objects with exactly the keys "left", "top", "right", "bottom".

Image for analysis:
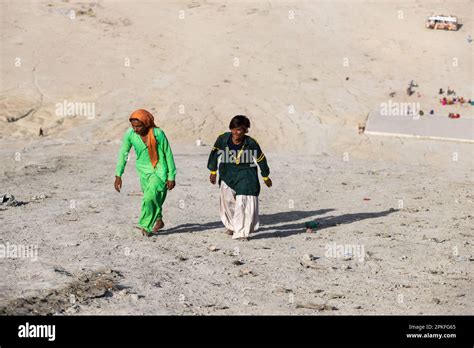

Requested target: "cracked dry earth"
[{"left": 0, "top": 140, "right": 472, "bottom": 315}]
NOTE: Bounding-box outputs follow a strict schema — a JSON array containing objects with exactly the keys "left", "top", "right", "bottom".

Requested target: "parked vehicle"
[{"left": 426, "top": 15, "right": 459, "bottom": 31}]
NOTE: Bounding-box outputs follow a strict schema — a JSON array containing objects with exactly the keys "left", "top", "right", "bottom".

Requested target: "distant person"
[
  {"left": 114, "top": 109, "right": 176, "bottom": 237},
  {"left": 207, "top": 115, "right": 272, "bottom": 241},
  {"left": 429, "top": 110, "right": 434, "bottom": 115},
  {"left": 439, "top": 88, "right": 444, "bottom": 95},
  {"left": 39, "top": 128, "right": 44, "bottom": 136}
]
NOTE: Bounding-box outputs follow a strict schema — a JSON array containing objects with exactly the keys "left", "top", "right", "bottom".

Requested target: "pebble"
[
  {"left": 207, "top": 245, "right": 219, "bottom": 252},
  {"left": 300, "top": 254, "right": 323, "bottom": 269},
  {"left": 238, "top": 268, "right": 255, "bottom": 277},
  {"left": 274, "top": 287, "right": 292, "bottom": 293}
]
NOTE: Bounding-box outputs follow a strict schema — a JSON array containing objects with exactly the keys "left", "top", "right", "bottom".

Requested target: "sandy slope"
[
  {"left": 0, "top": 140, "right": 472, "bottom": 314},
  {"left": 1, "top": 1, "right": 472, "bottom": 156},
  {"left": 0, "top": 0, "right": 473, "bottom": 314}
]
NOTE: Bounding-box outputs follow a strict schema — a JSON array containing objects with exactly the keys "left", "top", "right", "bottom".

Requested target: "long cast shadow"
[
  {"left": 259, "top": 209, "right": 334, "bottom": 225},
  {"left": 160, "top": 209, "right": 334, "bottom": 235},
  {"left": 252, "top": 209, "right": 398, "bottom": 240},
  {"left": 158, "top": 220, "right": 223, "bottom": 235}
]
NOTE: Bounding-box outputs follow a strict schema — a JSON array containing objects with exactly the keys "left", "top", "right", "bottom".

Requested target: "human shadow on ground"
[
  {"left": 251, "top": 208, "right": 398, "bottom": 240},
  {"left": 159, "top": 209, "right": 334, "bottom": 235}
]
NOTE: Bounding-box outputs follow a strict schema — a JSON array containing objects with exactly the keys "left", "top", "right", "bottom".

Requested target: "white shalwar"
[{"left": 219, "top": 180, "right": 259, "bottom": 239}]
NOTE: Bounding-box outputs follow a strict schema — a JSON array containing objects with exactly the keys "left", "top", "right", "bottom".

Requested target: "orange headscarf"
[{"left": 129, "top": 109, "right": 159, "bottom": 168}]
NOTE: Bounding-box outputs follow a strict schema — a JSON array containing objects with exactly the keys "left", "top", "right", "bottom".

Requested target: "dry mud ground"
[{"left": 0, "top": 139, "right": 472, "bottom": 315}]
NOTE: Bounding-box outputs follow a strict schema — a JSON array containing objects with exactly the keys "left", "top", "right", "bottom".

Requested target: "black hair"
[{"left": 229, "top": 115, "right": 250, "bottom": 129}]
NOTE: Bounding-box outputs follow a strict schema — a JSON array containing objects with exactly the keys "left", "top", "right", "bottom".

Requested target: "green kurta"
[
  {"left": 115, "top": 127, "right": 176, "bottom": 232},
  {"left": 207, "top": 132, "right": 270, "bottom": 196}
]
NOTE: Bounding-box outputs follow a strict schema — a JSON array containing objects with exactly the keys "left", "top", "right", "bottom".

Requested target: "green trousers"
[
  {"left": 115, "top": 128, "right": 177, "bottom": 233},
  {"left": 138, "top": 173, "right": 167, "bottom": 232}
]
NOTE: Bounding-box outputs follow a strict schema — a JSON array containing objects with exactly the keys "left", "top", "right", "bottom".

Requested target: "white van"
[{"left": 426, "top": 15, "right": 459, "bottom": 31}]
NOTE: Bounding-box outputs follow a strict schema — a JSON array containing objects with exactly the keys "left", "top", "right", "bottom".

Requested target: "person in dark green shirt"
[{"left": 207, "top": 115, "right": 272, "bottom": 240}]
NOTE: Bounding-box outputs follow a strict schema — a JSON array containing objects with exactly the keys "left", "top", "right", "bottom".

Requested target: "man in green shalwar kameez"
[{"left": 114, "top": 109, "right": 176, "bottom": 236}]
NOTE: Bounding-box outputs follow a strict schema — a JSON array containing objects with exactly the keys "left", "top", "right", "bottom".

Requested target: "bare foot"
[
  {"left": 224, "top": 229, "right": 233, "bottom": 235},
  {"left": 153, "top": 219, "right": 165, "bottom": 233},
  {"left": 135, "top": 226, "right": 150, "bottom": 236}
]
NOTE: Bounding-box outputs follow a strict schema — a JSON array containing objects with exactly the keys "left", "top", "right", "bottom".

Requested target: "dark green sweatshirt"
[{"left": 207, "top": 132, "right": 270, "bottom": 196}]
